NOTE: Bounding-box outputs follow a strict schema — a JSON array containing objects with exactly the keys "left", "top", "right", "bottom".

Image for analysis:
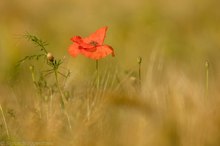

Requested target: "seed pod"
[{"left": 47, "top": 52, "right": 54, "bottom": 62}]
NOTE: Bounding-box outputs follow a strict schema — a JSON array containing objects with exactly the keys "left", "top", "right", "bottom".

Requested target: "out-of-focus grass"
[
  {"left": 1, "top": 0, "right": 220, "bottom": 145},
  {"left": 1, "top": 60, "right": 220, "bottom": 146}
]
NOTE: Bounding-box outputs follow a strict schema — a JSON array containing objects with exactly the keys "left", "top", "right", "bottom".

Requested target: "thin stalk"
[
  {"left": 29, "top": 65, "right": 40, "bottom": 93},
  {"left": 139, "top": 63, "right": 141, "bottom": 85},
  {"left": 49, "top": 87, "right": 53, "bottom": 118},
  {"left": 87, "top": 97, "right": 91, "bottom": 121},
  {"left": 54, "top": 69, "right": 71, "bottom": 130},
  {"left": 29, "top": 65, "right": 42, "bottom": 119},
  {"left": 41, "top": 46, "right": 48, "bottom": 54},
  {"left": 205, "top": 60, "right": 209, "bottom": 97},
  {"left": 137, "top": 57, "right": 142, "bottom": 87},
  {"left": 0, "top": 104, "right": 9, "bottom": 137},
  {"left": 64, "top": 111, "right": 72, "bottom": 130},
  {"left": 29, "top": 66, "right": 36, "bottom": 83},
  {"left": 54, "top": 69, "right": 65, "bottom": 108},
  {"left": 96, "top": 60, "right": 100, "bottom": 88}
]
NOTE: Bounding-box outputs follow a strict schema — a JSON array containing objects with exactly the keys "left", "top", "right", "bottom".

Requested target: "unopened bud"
[
  {"left": 205, "top": 60, "right": 209, "bottom": 69},
  {"left": 29, "top": 65, "right": 34, "bottom": 71},
  {"left": 47, "top": 52, "right": 54, "bottom": 62},
  {"left": 137, "top": 56, "right": 142, "bottom": 64}
]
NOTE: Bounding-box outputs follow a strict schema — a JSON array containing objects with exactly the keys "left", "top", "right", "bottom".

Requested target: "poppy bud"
[
  {"left": 29, "top": 65, "right": 34, "bottom": 71},
  {"left": 205, "top": 60, "right": 209, "bottom": 69},
  {"left": 137, "top": 56, "right": 142, "bottom": 64},
  {"left": 47, "top": 52, "right": 54, "bottom": 62}
]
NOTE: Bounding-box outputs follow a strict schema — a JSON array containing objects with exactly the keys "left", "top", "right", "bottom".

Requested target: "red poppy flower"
[{"left": 68, "top": 26, "right": 115, "bottom": 60}]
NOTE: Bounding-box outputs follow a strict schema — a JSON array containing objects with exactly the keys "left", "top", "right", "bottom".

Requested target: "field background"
[{"left": 1, "top": 0, "right": 220, "bottom": 145}]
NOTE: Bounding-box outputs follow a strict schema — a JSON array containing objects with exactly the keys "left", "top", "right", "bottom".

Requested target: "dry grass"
[{"left": 1, "top": 55, "right": 220, "bottom": 146}]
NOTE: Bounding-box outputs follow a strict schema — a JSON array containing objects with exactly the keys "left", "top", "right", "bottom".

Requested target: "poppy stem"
[
  {"left": 137, "top": 57, "right": 142, "bottom": 87},
  {"left": 96, "top": 60, "right": 100, "bottom": 88},
  {"left": 96, "top": 60, "right": 99, "bottom": 72},
  {"left": 205, "top": 60, "right": 209, "bottom": 97}
]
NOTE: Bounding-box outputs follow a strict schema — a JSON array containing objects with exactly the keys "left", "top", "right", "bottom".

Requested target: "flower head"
[
  {"left": 47, "top": 52, "right": 54, "bottom": 62},
  {"left": 68, "top": 26, "right": 115, "bottom": 60}
]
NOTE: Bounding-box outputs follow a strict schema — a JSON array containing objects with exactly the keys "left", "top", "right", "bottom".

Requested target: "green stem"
[
  {"left": 139, "top": 63, "right": 141, "bottom": 86},
  {"left": 54, "top": 69, "right": 65, "bottom": 108},
  {"left": 54, "top": 69, "right": 72, "bottom": 130},
  {"left": 41, "top": 46, "right": 48, "bottom": 54},
  {"left": 29, "top": 65, "right": 39, "bottom": 91},
  {"left": 29, "top": 65, "right": 43, "bottom": 118},
  {"left": 137, "top": 57, "right": 142, "bottom": 87},
  {"left": 0, "top": 104, "right": 9, "bottom": 137},
  {"left": 205, "top": 60, "right": 209, "bottom": 97},
  {"left": 87, "top": 97, "right": 91, "bottom": 121},
  {"left": 96, "top": 60, "right": 100, "bottom": 88},
  {"left": 96, "top": 60, "right": 99, "bottom": 72}
]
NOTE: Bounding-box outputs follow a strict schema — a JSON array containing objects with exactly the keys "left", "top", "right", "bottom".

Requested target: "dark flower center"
[{"left": 89, "top": 41, "right": 98, "bottom": 47}]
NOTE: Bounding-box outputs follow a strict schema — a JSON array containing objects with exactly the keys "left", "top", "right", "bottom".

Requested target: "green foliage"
[
  {"left": 24, "top": 33, "right": 48, "bottom": 54},
  {"left": 17, "top": 33, "right": 70, "bottom": 107}
]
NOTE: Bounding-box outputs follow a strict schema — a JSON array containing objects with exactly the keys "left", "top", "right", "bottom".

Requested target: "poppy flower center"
[{"left": 89, "top": 41, "right": 98, "bottom": 47}]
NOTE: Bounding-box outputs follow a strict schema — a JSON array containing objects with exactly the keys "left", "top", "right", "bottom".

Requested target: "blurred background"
[
  {"left": 1, "top": 0, "right": 220, "bottom": 82},
  {"left": 1, "top": 0, "right": 220, "bottom": 145}
]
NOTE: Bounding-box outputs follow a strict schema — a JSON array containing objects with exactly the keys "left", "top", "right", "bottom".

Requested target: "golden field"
[{"left": 1, "top": 0, "right": 220, "bottom": 145}]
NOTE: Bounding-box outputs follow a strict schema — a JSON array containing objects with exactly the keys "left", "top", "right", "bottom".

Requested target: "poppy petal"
[
  {"left": 71, "top": 36, "right": 83, "bottom": 44},
  {"left": 80, "top": 45, "right": 114, "bottom": 60},
  {"left": 68, "top": 43, "right": 80, "bottom": 57},
  {"left": 71, "top": 36, "right": 93, "bottom": 49},
  {"left": 83, "top": 26, "right": 108, "bottom": 45}
]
